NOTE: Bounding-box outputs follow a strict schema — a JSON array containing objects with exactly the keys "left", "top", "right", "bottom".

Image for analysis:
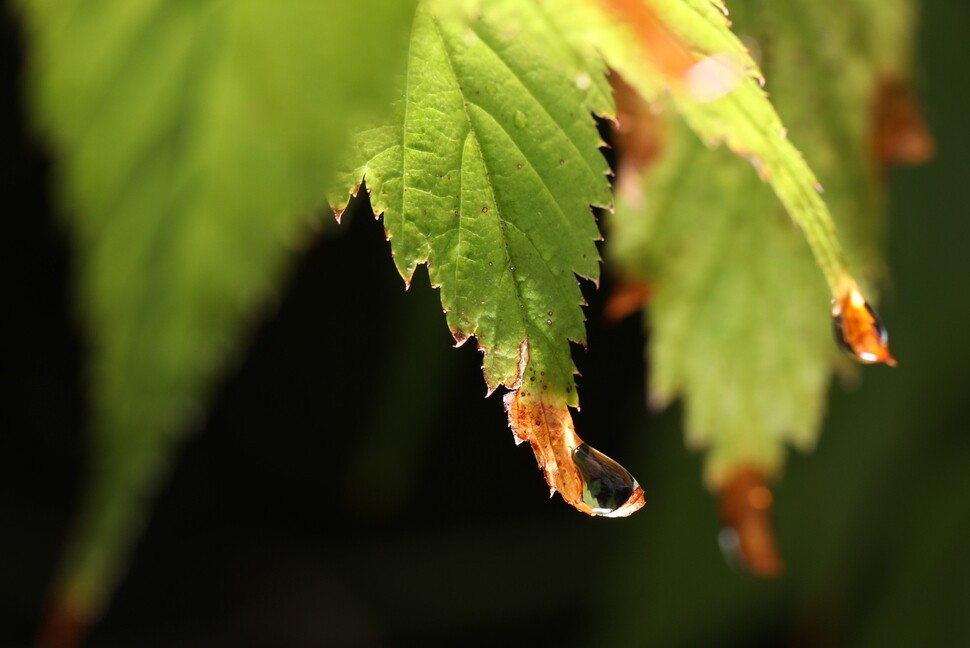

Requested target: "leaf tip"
[
  {"left": 718, "top": 467, "right": 784, "bottom": 577},
  {"left": 832, "top": 281, "right": 895, "bottom": 367}
]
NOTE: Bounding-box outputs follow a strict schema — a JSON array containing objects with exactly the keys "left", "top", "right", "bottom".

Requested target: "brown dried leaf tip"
[
  {"left": 599, "top": 0, "right": 695, "bottom": 81},
  {"left": 604, "top": 278, "right": 652, "bottom": 324},
  {"left": 872, "top": 78, "right": 935, "bottom": 171},
  {"left": 718, "top": 467, "right": 783, "bottom": 577},
  {"left": 505, "top": 389, "right": 645, "bottom": 517},
  {"left": 37, "top": 595, "right": 92, "bottom": 648},
  {"left": 832, "top": 279, "right": 896, "bottom": 366}
]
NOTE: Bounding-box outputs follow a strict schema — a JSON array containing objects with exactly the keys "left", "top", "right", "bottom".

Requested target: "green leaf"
[
  {"left": 330, "top": 0, "right": 615, "bottom": 403},
  {"left": 564, "top": 0, "right": 866, "bottom": 297},
  {"left": 330, "top": 1, "right": 646, "bottom": 517},
  {"left": 613, "top": 129, "right": 832, "bottom": 483},
  {"left": 608, "top": 0, "right": 913, "bottom": 485},
  {"left": 17, "top": 0, "right": 416, "bottom": 623}
]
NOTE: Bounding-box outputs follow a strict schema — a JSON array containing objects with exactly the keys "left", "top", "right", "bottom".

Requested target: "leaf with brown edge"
[
  {"left": 505, "top": 364, "right": 645, "bottom": 517},
  {"left": 718, "top": 467, "right": 783, "bottom": 577},
  {"left": 328, "top": 0, "right": 644, "bottom": 516}
]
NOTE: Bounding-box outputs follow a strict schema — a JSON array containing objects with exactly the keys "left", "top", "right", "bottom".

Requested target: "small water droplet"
[
  {"left": 575, "top": 73, "right": 592, "bottom": 91},
  {"left": 572, "top": 444, "right": 642, "bottom": 516},
  {"left": 514, "top": 110, "right": 528, "bottom": 128},
  {"left": 546, "top": 318, "right": 553, "bottom": 326},
  {"left": 481, "top": 206, "right": 489, "bottom": 213},
  {"left": 832, "top": 286, "right": 895, "bottom": 366}
]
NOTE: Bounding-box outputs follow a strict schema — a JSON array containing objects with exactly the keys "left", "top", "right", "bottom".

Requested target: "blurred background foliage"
[{"left": 2, "top": 1, "right": 969, "bottom": 647}]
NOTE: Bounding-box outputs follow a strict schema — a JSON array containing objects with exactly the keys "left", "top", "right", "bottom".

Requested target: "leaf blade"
[{"left": 18, "top": 0, "right": 417, "bottom": 623}]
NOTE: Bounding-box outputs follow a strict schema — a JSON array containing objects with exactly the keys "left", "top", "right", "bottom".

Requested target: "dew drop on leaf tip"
[
  {"left": 831, "top": 283, "right": 896, "bottom": 366},
  {"left": 572, "top": 444, "right": 645, "bottom": 517}
]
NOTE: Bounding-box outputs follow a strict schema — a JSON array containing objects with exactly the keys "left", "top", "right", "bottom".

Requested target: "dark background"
[{"left": 3, "top": 2, "right": 969, "bottom": 646}]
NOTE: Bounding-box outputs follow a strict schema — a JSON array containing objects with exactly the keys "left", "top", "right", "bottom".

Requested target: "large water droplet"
[
  {"left": 514, "top": 110, "right": 528, "bottom": 129},
  {"left": 832, "top": 287, "right": 895, "bottom": 366},
  {"left": 572, "top": 444, "right": 644, "bottom": 516}
]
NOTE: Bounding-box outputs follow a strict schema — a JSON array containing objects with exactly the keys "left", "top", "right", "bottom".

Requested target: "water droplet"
[
  {"left": 575, "top": 73, "right": 592, "bottom": 91},
  {"left": 546, "top": 318, "right": 553, "bottom": 326},
  {"left": 481, "top": 206, "right": 488, "bottom": 213},
  {"left": 572, "top": 444, "right": 643, "bottom": 516},
  {"left": 832, "top": 286, "right": 896, "bottom": 366},
  {"left": 514, "top": 110, "right": 528, "bottom": 128}
]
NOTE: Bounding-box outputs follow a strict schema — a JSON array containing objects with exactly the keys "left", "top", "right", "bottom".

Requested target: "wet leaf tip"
[{"left": 832, "top": 282, "right": 896, "bottom": 366}]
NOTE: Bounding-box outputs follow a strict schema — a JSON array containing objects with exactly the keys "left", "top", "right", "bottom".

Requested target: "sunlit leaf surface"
[{"left": 330, "top": 1, "right": 648, "bottom": 517}]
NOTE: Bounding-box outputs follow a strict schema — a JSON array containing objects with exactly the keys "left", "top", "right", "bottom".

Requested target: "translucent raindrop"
[
  {"left": 514, "top": 110, "right": 528, "bottom": 128},
  {"left": 572, "top": 444, "right": 643, "bottom": 516}
]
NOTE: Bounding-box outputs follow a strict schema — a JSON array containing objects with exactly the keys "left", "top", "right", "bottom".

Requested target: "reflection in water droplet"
[
  {"left": 572, "top": 444, "right": 642, "bottom": 516},
  {"left": 832, "top": 286, "right": 895, "bottom": 366},
  {"left": 514, "top": 110, "right": 528, "bottom": 128}
]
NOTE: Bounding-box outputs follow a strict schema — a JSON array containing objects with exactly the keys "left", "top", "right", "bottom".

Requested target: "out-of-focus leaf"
[
  {"left": 558, "top": 0, "right": 881, "bottom": 302},
  {"left": 608, "top": 0, "right": 916, "bottom": 486},
  {"left": 16, "top": 0, "right": 416, "bottom": 627},
  {"left": 613, "top": 131, "right": 832, "bottom": 482},
  {"left": 329, "top": 1, "right": 645, "bottom": 517}
]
